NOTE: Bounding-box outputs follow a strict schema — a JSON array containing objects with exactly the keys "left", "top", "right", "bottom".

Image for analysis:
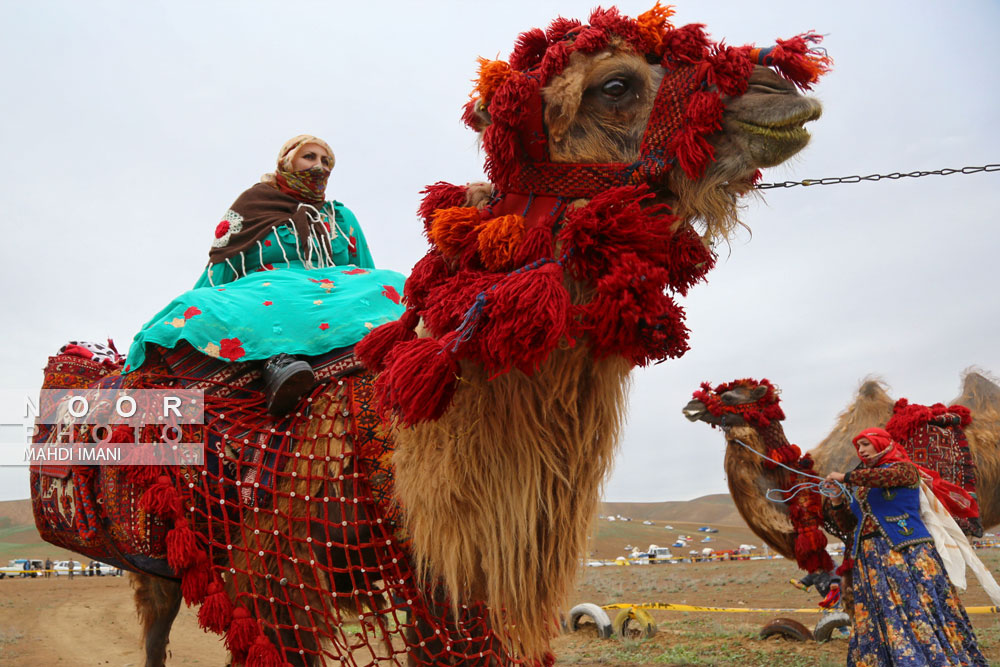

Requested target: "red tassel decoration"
[
  {"left": 514, "top": 224, "right": 555, "bottom": 265},
  {"left": 836, "top": 558, "right": 854, "bottom": 576},
  {"left": 245, "top": 634, "right": 285, "bottom": 667},
  {"left": 418, "top": 182, "right": 468, "bottom": 230},
  {"left": 180, "top": 552, "right": 212, "bottom": 605},
  {"left": 165, "top": 517, "right": 200, "bottom": 571},
  {"left": 356, "top": 313, "right": 419, "bottom": 373},
  {"left": 140, "top": 475, "right": 182, "bottom": 518},
  {"left": 480, "top": 263, "right": 569, "bottom": 375},
  {"left": 198, "top": 580, "right": 234, "bottom": 634},
  {"left": 375, "top": 333, "right": 461, "bottom": 424},
  {"left": 509, "top": 27, "right": 549, "bottom": 71},
  {"left": 764, "top": 33, "right": 831, "bottom": 91},
  {"left": 225, "top": 607, "right": 260, "bottom": 659},
  {"left": 404, "top": 251, "right": 450, "bottom": 313}
]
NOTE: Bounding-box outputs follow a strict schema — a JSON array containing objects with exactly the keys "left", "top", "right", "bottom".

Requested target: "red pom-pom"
[
  {"left": 198, "top": 581, "right": 233, "bottom": 634},
  {"left": 356, "top": 317, "right": 418, "bottom": 373},
  {"left": 225, "top": 607, "right": 260, "bottom": 659},
  {"left": 836, "top": 558, "right": 854, "bottom": 576},
  {"left": 404, "top": 251, "right": 450, "bottom": 312},
  {"left": 514, "top": 224, "right": 556, "bottom": 265},
  {"left": 140, "top": 475, "right": 182, "bottom": 518},
  {"left": 509, "top": 28, "right": 549, "bottom": 71},
  {"left": 660, "top": 24, "right": 711, "bottom": 65},
  {"left": 545, "top": 17, "right": 582, "bottom": 43},
  {"left": 179, "top": 552, "right": 211, "bottom": 605},
  {"left": 375, "top": 333, "right": 461, "bottom": 424},
  {"left": 479, "top": 263, "right": 569, "bottom": 375},
  {"left": 418, "top": 182, "right": 468, "bottom": 231},
  {"left": 420, "top": 271, "right": 500, "bottom": 338},
  {"left": 166, "top": 518, "right": 200, "bottom": 571},
  {"left": 245, "top": 634, "right": 284, "bottom": 667}
]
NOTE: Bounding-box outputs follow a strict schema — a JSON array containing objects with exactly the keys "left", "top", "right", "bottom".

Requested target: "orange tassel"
[
  {"left": 477, "top": 214, "right": 526, "bottom": 271},
  {"left": 473, "top": 57, "right": 513, "bottom": 105},
  {"left": 635, "top": 2, "right": 675, "bottom": 55},
  {"left": 429, "top": 206, "right": 484, "bottom": 258}
]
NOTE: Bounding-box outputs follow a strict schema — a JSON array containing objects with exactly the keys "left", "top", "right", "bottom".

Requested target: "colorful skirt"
[
  {"left": 124, "top": 265, "right": 405, "bottom": 373},
  {"left": 849, "top": 537, "right": 987, "bottom": 666}
]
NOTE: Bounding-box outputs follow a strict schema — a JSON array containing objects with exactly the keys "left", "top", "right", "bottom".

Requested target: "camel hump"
[
  {"left": 857, "top": 376, "right": 891, "bottom": 401},
  {"left": 953, "top": 367, "right": 1000, "bottom": 412}
]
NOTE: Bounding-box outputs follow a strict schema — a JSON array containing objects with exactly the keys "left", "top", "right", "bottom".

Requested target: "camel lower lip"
[{"left": 735, "top": 120, "right": 811, "bottom": 142}]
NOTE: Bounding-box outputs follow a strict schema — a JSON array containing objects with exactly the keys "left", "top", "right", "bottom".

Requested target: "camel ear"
[
  {"left": 542, "top": 67, "right": 586, "bottom": 144},
  {"left": 750, "top": 386, "right": 769, "bottom": 401}
]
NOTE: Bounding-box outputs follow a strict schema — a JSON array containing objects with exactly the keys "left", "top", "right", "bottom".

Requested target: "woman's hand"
[{"left": 825, "top": 471, "right": 846, "bottom": 483}]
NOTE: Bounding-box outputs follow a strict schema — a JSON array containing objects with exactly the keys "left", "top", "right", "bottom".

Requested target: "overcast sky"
[{"left": 1, "top": 1, "right": 997, "bottom": 503}]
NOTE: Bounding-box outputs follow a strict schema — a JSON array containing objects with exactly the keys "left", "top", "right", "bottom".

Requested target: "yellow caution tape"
[{"left": 602, "top": 602, "right": 1000, "bottom": 615}]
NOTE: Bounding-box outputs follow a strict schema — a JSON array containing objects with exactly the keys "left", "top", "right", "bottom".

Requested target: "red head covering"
[{"left": 852, "top": 427, "right": 978, "bottom": 519}]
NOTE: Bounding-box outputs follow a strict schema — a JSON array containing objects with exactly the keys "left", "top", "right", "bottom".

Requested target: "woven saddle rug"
[{"left": 886, "top": 400, "right": 982, "bottom": 537}]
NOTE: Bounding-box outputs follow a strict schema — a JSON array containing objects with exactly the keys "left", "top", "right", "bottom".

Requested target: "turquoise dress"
[{"left": 124, "top": 201, "right": 405, "bottom": 373}]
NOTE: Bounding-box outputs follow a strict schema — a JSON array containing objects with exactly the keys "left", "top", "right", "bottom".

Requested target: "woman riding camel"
[
  {"left": 824, "top": 427, "right": 998, "bottom": 666},
  {"left": 123, "top": 135, "right": 405, "bottom": 414}
]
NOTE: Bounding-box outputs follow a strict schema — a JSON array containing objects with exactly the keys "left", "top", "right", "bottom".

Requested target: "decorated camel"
[
  {"left": 31, "top": 6, "right": 830, "bottom": 666},
  {"left": 682, "top": 371, "right": 1000, "bottom": 586}
]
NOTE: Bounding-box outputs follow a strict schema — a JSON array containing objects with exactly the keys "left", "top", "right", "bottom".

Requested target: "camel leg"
[{"left": 130, "top": 571, "right": 183, "bottom": 667}]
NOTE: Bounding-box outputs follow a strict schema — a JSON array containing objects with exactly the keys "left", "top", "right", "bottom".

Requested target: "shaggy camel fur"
[
  {"left": 683, "top": 370, "right": 1000, "bottom": 566},
  {"left": 56, "top": 10, "right": 828, "bottom": 666}
]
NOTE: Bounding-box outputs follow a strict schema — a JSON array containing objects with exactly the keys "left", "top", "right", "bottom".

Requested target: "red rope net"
[{"left": 97, "top": 346, "right": 534, "bottom": 666}]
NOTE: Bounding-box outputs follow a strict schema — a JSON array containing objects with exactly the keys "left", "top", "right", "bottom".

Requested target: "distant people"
[
  {"left": 44, "top": 557, "right": 52, "bottom": 578},
  {"left": 67, "top": 559, "right": 74, "bottom": 580},
  {"left": 823, "top": 427, "right": 998, "bottom": 666}
]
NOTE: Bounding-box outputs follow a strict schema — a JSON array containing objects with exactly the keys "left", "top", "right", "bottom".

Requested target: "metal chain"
[{"left": 756, "top": 164, "right": 999, "bottom": 190}]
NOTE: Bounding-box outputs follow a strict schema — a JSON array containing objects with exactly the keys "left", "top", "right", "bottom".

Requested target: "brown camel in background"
[{"left": 683, "top": 370, "right": 1000, "bottom": 567}]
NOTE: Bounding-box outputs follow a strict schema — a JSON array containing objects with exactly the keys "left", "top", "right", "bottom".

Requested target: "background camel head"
[{"left": 464, "top": 4, "right": 828, "bottom": 240}]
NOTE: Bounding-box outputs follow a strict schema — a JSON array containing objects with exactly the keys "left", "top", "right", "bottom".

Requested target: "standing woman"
[
  {"left": 824, "top": 427, "right": 991, "bottom": 666},
  {"left": 124, "top": 135, "right": 405, "bottom": 414}
]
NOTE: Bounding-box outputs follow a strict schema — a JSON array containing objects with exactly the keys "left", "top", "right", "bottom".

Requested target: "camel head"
[
  {"left": 464, "top": 3, "right": 827, "bottom": 240},
  {"left": 684, "top": 378, "right": 828, "bottom": 570}
]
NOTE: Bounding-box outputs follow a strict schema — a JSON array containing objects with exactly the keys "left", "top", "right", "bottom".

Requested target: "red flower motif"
[
  {"left": 216, "top": 288, "right": 226, "bottom": 291},
  {"left": 124, "top": 364, "right": 130, "bottom": 373},
  {"left": 319, "top": 323, "right": 330, "bottom": 331},
  {"left": 255, "top": 263, "right": 274, "bottom": 272},
  {"left": 342, "top": 268, "right": 368, "bottom": 275},
  {"left": 219, "top": 338, "right": 246, "bottom": 361},
  {"left": 381, "top": 285, "right": 401, "bottom": 304},
  {"left": 214, "top": 221, "right": 230, "bottom": 239},
  {"left": 263, "top": 301, "right": 272, "bottom": 306},
  {"left": 264, "top": 240, "right": 272, "bottom": 247},
  {"left": 183, "top": 306, "right": 201, "bottom": 320},
  {"left": 349, "top": 236, "right": 358, "bottom": 252}
]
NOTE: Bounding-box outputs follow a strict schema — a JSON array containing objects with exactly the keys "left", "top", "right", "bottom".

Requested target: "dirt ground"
[{"left": 1, "top": 554, "right": 998, "bottom": 666}]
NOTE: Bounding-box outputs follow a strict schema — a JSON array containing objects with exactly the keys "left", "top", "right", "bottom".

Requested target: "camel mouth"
[
  {"left": 682, "top": 400, "right": 710, "bottom": 422},
  {"left": 733, "top": 106, "right": 821, "bottom": 141}
]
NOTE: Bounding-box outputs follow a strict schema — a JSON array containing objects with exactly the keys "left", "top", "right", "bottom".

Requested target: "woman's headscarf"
[
  {"left": 853, "top": 427, "right": 978, "bottom": 519},
  {"left": 261, "top": 135, "right": 336, "bottom": 205}
]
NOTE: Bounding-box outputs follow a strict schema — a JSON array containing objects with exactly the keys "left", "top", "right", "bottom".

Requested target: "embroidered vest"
[{"left": 849, "top": 474, "right": 932, "bottom": 558}]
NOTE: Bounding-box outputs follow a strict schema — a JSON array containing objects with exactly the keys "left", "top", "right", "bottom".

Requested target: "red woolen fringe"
[
  {"left": 836, "top": 558, "right": 854, "bottom": 576},
  {"left": 225, "top": 606, "right": 260, "bottom": 659},
  {"left": 420, "top": 271, "right": 500, "bottom": 338},
  {"left": 515, "top": 224, "right": 556, "bottom": 266},
  {"left": 198, "top": 580, "right": 234, "bottom": 634},
  {"left": 658, "top": 23, "right": 711, "bottom": 65},
  {"left": 418, "top": 182, "right": 468, "bottom": 230},
  {"left": 480, "top": 263, "right": 570, "bottom": 375},
  {"left": 509, "top": 27, "right": 548, "bottom": 71},
  {"left": 375, "top": 333, "right": 461, "bottom": 424},
  {"left": 180, "top": 554, "right": 212, "bottom": 605},
  {"left": 356, "top": 318, "right": 418, "bottom": 373},
  {"left": 404, "top": 251, "right": 450, "bottom": 312},
  {"left": 165, "top": 517, "right": 200, "bottom": 571},
  {"left": 245, "top": 634, "right": 285, "bottom": 667},
  {"left": 140, "top": 475, "right": 183, "bottom": 518},
  {"left": 768, "top": 33, "right": 832, "bottom": 91}
]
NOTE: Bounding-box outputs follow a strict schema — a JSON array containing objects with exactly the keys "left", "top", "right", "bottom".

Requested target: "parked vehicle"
[
  {"left": 0, "top": 559, "right": 44, "bottom": 578},
  {"left": 52, "top": 560, "right": 83, "bottom": 576},
  {"left": 83, "top": 560, "right": 120, "bottom": 576}
]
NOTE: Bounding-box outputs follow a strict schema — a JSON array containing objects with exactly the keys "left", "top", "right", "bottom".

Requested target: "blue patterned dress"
[{"left": 832, "top": 462, "right": 987, "bottom": 666}]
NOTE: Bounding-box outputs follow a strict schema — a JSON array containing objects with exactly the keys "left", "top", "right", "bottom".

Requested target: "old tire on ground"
[
  {"left": 813, "top": 611, "right": 851, "bottom": 642},
  {"left": 613, "top": 607, "right": 657, "bottom": 639},
  {"left": 567, "top": 603, "right": 613, "bottom": 639},
  {"left": 760, "top": 617, "right": 813, "bottom": 641}
]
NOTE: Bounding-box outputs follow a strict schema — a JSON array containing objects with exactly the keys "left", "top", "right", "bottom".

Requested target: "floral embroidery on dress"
[
  {"left": 165, "top": 317, "right": 186, "bottom": 328},
  {"left": 263, "top": 301, "right": 273, "bottom": 306},
  {"left": 219, "top": 338, "right": 245, "bottom": 361},
  {"left": 381, "top": 285, "right": 401, "bottom": 304},
  {"left": 310, "top": 278, "right": 335, "bottom": 292},
  {"left": 342, "top": 268, "right": 368, "bottom": 275},
  {"left": 184, "top": 306, "right": 201, "bottom": 319},
  {"left": 212, "top": 209, "right": 244, "bottom": 248},
  {"left": 202, "top": 342, "right": 221, "bottom": 358},
  {"left": 319, "top": 323, "right": 330, "bottom": 331}
]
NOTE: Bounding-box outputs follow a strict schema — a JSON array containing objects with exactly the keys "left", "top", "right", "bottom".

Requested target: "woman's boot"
[{"left": 262, "top": 354, "right": 316, "bottom": 416}]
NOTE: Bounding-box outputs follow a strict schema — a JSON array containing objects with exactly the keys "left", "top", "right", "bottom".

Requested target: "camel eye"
[{"left": 601, "top": 78, "right": 630, "bottom": 98}]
